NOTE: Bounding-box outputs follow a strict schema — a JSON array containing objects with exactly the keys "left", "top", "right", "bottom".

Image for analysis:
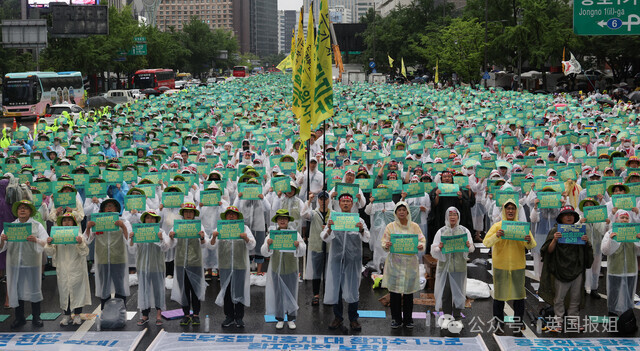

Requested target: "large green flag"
[{"left": 312, "top": 0, "right": 334, "bottom": 129}]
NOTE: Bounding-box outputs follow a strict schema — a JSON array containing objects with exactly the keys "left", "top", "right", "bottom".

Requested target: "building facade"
[{"left": 278, "top": 10, "right": 298, "bottom": 54}]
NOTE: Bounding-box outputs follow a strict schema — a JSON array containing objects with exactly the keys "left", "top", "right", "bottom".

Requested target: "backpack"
[
  {"left": 618, "top": 308, "right": 638, "bottom": 335},
  {"left": 100, "top": 298, "right": 126, "bottom": 329}
]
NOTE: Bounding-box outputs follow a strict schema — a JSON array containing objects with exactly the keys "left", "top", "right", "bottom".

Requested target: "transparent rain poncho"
[
  {"left": 321, "top": 215, "right": 370, "bottom": 305},
  {"left": 261, "top": 225, "right": 306, "bottom": 319},
  {"left": 1, "top": 218, "right": 49, "bottom": 307},
  {"left": 430, "top": 207, "right": 474, "bottom": 311},
  {"left": 170, "top": 223, "right": 208, "bottom": 305},
  {"left": 211, "top": 224, "right": 255, "bottom": 307},
  {"left": 365, "top": 200, "right": 396, "bottom": 270},
  {"left": 381, "top": 202, "right": 427, "bottom": 295},
  {"left": 304, "top": 208, "right": 330, "bottom": 280},
  {"left": 84, "top": 218, "right": 132, "bottom": 299},
  {"left": 128, "top": 228, "right": 171, "bottom": 310},
  {"left": 44, "top": 225, "right": 91, "bottom": 312},
  {"left": 601, "top": 211, "right": 640, "bottom": 315}
]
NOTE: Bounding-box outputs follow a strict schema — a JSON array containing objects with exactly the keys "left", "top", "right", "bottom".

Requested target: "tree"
[{"left": 416, "top": 18, "right": 485, "bottom": 84}]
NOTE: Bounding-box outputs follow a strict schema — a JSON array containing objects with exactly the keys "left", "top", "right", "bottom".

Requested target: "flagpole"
[{"left": 323, "top": 120, "right": 326, "bottom": 190}]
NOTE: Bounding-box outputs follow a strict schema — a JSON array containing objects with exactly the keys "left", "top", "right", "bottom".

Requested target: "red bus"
[
  {"left": 233, "top": 66, "right": 248, "bottom": 77},
  {"left": 132, "top": 69, "right": 175, "bottom": 91}
]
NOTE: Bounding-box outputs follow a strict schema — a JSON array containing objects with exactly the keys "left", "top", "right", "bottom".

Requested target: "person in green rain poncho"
[
  {"left": 601, "top": 210, "right": 640, "bottom": 316},
  {"left": 539, "top": 206, "right": 593, "bottom": 332},
  {"left": 210, "top": 206, "right": 255, "bottom": 329},
  {"left": 430, "top": 207, "right": 473, "bottom": 328},
  {"left": 382, "top": 201, "right": 427, "bottom": 329},
  {"left": 84, "top": 198, "right": 132, "bottom": 309},
  {"left": 483, "top": 199, "right": 536, "bottom": 336},
  {"left": 168, "top": 202, "right": 207, "bottom": 327},
  {"left": 0, "top": 200, "right": 49, "bottom": 328},
  {"left": 261, "top": 209, "right": 306, "bottom": 330}
]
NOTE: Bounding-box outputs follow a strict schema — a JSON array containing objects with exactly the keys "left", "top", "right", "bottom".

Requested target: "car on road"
[
  {"left": 104, "top": 90, "right": 135, "bottom": 105},
  {"left": 44, "top": 103, "right": 84, "bottom": 124}
]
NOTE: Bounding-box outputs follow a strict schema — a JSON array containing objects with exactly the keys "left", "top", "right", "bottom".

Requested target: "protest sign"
[
  {"left": 132, "top": 223, "right": 160, "bottom": 243},
  {"left": 330, "top": 212, "right": 360, "bottom": 232},
  {"left": 91, "top": 213, "right": 119, "bottom": 232},
  {"left": 218, "top": 219, "right": 244, "bottom": 240},
  {"left": 390, "top": 234, "right": 419, "bottom": 254},
  {"left": 269, "top": 230, "right": 297, "bottom": 251},
  {"left": 174, "top": 219, "right": 201, "bottom": 239},
  {"left": 4, "top": 222, "right": 31, "bottom": 242},
  {"left": 441, "top": 233, "right": 468, "bottom": 254},
  {"left": 51, "top": 226, "right": 79, "bottom": 245},
  {"left": 501, "top": 221, "right": 530, "bottom": 241},
  {"left": 558, "top": 224, "right": 586, "bottom": 245}
]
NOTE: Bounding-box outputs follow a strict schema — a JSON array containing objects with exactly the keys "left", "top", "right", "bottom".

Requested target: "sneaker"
[
  {"left": 60, "top": 315, "right": 71, "bottom": 326},
  {"left": 179, "top": 316, "right": 191, "bottom": 326},
  {"left": 390, "top": 320, "right": 402, "bottom": 329},
  {"left": 405, "top": 322, "right": 414, "bottom": 329},
  {"left": 73, "top": 315, "right": 82, "bottom": 325},
  {"left": 350, "top": 320, "right": 362, "bottom": 331},
  {"left": 328, "top": 318, "right": 342, "bottom": 330},
  {"left": 287, "top": 321, "right": 296, "bottom": 330},
  {"left": 276, "top": 321, "right": 285, "bottom": 330},
  {"left": 235, "top": 319, "right": 244, "bottom": 328},
  {"left": 221, "top": 317, "right": 235, "bottom": 328},
  {"left": 192, "top": 316, "right": 200, "bottom": 326}
]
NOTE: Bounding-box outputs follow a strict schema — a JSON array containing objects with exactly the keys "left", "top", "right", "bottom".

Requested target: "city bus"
[
  {"left": 132, "top": 69, "right": 175, "bottom": 91},
  {"left": 233, "top": 66, "right": 248, "bottom": 77},
  {"left": 1, "top": 71, "right": 85, "bottom": 119}
]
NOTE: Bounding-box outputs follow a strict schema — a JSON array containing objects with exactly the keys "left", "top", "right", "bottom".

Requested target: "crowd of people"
[{"left": 1, "top": 74, "right": 640, "bottom": 335}]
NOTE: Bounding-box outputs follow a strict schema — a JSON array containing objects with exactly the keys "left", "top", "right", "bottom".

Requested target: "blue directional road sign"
[{"left": 369, "top": 61, "right": 376, "bottom": 69}]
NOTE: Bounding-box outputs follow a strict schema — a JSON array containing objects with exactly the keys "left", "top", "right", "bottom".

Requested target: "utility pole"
[{"left": 484, "top": 0, "right": 488, "bottom": 87}]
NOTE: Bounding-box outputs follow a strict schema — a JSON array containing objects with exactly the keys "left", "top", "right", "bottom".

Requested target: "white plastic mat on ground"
[
  {"left": 495, "top": 336, "right": 640, "bottom": 351},
  {"left": 0, "top": 330, "right": 146, "bottom": 350},
  {"left": 148, "top": 332, "right": 489, "bottom": 351}
]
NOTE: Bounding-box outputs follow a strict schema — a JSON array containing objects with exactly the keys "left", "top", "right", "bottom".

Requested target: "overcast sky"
[{"left": 278, "top": 0, "right": 303, "bottom": 11}]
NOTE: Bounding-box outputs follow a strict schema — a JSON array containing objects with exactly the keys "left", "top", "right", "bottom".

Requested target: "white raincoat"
[
  {"left": 44, "top": 226, "right": 91, "bottom": 312},
  {"left": 84, "top": 217, "right": 132, "bottom": 299},
  {"left": 365, "top": 199, "right": 396, "bottom": 270},
  {"left": 169, "top": 223, "right": 208, "bottom": 305},
  {"left": 601, "top": 219, "right": 640, "bottom": 315},
  {"left": 304, "top": 208, "right": 330, "bottom": 280},
  {"left": 430, "top": 207, "right": 474, "bottom": 311},
  {"left": 1, "top": 218, "right": 48, "bottom": 307},
  {"left": 128, "top": 228, "right": 171, "bottom": 310},
  {"left": 261, "top": 225, "right": 306, "bottom": 319},
  {"left": 321, "top": 213, "right": 370, "bottom": 304},
  {"left": 212, "top": 224, "right": 255, "bottom": 307},
  {"left": 197, "top": 197, "right": 229, "bottom": 270}
]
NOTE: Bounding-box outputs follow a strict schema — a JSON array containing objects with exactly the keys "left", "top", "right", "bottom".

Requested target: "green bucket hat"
[
  {"left": 140, "top": 210, "right": 161, "bottom": 223},
  {"left": 271, "top": 208, "right": 295, "bottom": 223},
  {"left": 578, "top": 197, "right": 600, "bottom": 212},
  {"left": 127, "top": 187, "right": 145, "bottom": 196},
  {"left": 56, "top": 213, "right": 78, "bottom": 226},
  {"left": 220, "top": 206, "right": 243, "bottom": 220},
  {"left": 607, "top": 182, "right": 629, "bottom": 196},
  {"left": 12, "top": 199, "right": 36, "bottom": 217}
]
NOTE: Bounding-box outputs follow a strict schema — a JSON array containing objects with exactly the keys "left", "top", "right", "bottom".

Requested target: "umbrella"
[
  {"left": 86, "top": 96, "right": 117, "bottom": 108},
  {"left": 141, "top": 88, "right": 160, "bottom": 96},
  {"left": 628, "top": 91, "right": 640, "bottom": 102},
  {"left": 158, "top": 86, "right": 170, "bottom": 92},
  {"left": 596, "top": 98, "right": 615, "bottom": 106}
]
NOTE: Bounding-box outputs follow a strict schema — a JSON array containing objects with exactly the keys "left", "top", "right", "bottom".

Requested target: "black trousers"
[
  {"left": 223, "top": 284, "right": 244, "bottom": 320},
  {"left": 16, "top": 300, "right": 40, "bottom": 320},
  {"left": 313, "top": 279, "right": 322, "bottom": 296},
  {"left": 182, "top": 273, "right": 200, "bottom": 316},
  {"left": 390, "top": 292, "right": 413, "bottom": 324},
  {"left": 64, "top": 297, "right": 82, "bottom": 315},
  {"left": 493, "top": 299, "right": 525, "bottom": 326}
]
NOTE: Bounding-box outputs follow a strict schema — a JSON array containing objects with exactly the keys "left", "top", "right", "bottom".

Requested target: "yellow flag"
[
  {"left": 388, "top": 54, "right": 394, "bottom": 68},
  {"left": 292, "top": 9, "right": 305, "bottom": 118},
  {"left": 290, "top": 29, "right": 296, "bottom": 61},
  {"left": 276, "top": 54, "right": 292, "bottom": 71},
  {"left": 296, "top": 141, "right": 307, "bottom": 172},
  {"left": 299, "top": 5, "right": 315, "bottom": 142},
  {"left": 312, "top": 0, "right": 333, "bottom": 129},
  {"left": 435, "top": 59, "right": 439, "bottom": 84},
  {"left": 401, "top": 58, "right": 406, "bottom": 78}
]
